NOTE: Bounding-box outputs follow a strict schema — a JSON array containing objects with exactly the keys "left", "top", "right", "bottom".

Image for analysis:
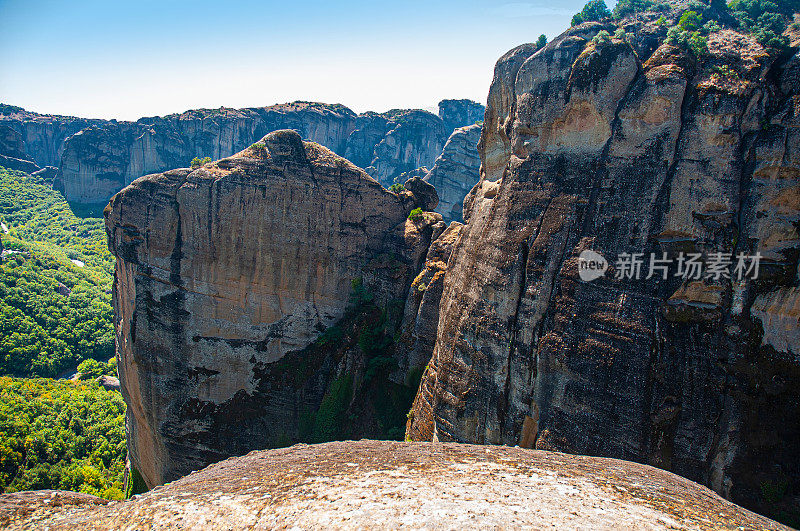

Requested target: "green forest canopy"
[{"left": 0, "top": 166, "right": 114, "bottom": 377}]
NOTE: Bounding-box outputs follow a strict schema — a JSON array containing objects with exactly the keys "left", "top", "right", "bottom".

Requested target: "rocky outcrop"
[
  {"left": 0, "top": 106, "right": 102, "bottom": 172},
  {"left": 1, "top": 441, "right": 788, "bottom": 530},
  {"left": 59, "top": 103, "right": 359, "bottom": 204},
  {"left": 408, "top": 11, "right": 800, "bottom": 524},
  {"left": 423, "top": 124, "right": 482, "bottom": 223},
  {"left": 0, "top": 100, "right": 483, "bottom": 204},
  {"left": 395, "top": 221, "right": 462, "bottom": 383},
  {"left": 438, "top": 98, "right": 486, "bottom": 131},
  {"left": 364, "top": 109, "right": 449, "bottom": 187},
  {"left": 106, "top": 130, "right": 441, "bottom": 488}
]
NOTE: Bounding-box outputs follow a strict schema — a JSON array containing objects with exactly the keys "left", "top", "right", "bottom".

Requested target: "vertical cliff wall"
[
  {"left": 423, "top": 124, "right": 482, "bottom": 223},
  {"left": 106, "top": 130, "right": 442, "bottom": 488},
  {"left": 408, "top": 13, "right": 800, "bottom": 520}
]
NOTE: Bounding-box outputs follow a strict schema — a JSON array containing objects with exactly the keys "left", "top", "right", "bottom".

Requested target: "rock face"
[
  {"left": 423, "top": 124, "right": 482, "bottom": 223},
  {"left": 105, "top": 130, "right": 441, "bottom": 488},
  {"left": 0, "top": 100, "right": 483, "bottom": 204},
  {"left": 0, "top": 105, "right": 102, "bottom": 172},
  {"left": 438, "top": 98, "right": 486, "bottom": 131},
  {"left": 364, "top": 109, "right": 449, "bottom": 188},
  {"left": 408, "top": 11, "right": 800, "bottom": 523},
  {"left": 1, "top": 441, "right": 788, "bottom": 530}
]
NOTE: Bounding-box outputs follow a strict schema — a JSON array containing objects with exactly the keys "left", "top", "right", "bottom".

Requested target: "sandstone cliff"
[
  {"left": 438, "top": 98, "right": 486, "bottom": 131},
  {"left": 423, "top": 124, "right": 482, "bottom": 223},
  {"left": 0, "top": 100, "right": 483, "bottom": 205},
  {"left": 407, "top": 7, "right": 800, "bottom": 523},
  {"left": 1, "top": 441, "right": 788, "bottom": 530},
  {"left": 0, "top": 105, "right": 102, "bottom": 173},
  {"left": 105, "top": 130, "right": 442, "bottom": 488}
]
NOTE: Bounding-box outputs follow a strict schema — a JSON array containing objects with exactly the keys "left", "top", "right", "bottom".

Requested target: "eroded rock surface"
[
  {"left": 106, "top": 130, "right": 440, "bottom": 488},
  {"left": 1, "top": 441, "right": 788, "bottom": 530},
  {"left": 438, "top": 98, "right": 486, "bottom": 131},
  {"left": 0, "top": 106, "right": 102, "bottom": 172},
  {"left": 424, "top": 124, "right": 482, "bottom": 223},
  {"left": 408, "top": 9, "right": 800, "bottom": 523}
]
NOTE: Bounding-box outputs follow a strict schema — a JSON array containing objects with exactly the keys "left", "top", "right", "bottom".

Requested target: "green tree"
[
  {"left": 679, "top": 10, "right": 702, "bottom": 31},
  {"left": 536, "top": 34, "right": 548, "bottom": 49},
  {"left": 190, "top": 156, "right": 212, "bottom": 169},
  {"left": 572, "top": 0, "right": 612, "bottom": 25}
]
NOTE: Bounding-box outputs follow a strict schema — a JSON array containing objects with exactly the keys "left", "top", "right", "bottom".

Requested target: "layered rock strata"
[
  {"left": 423, "top": 124, "right": 482, "bottom": 223},
  {"left": 106, "top": 130, "right": 441, "bottom": 487},
  {"left": 408, "top": 10, "right": 800, "bottom": 522}
]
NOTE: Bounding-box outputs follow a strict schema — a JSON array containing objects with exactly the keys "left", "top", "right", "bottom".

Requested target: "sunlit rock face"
[
  {"left": 106, "top": 130, "right": 441, "bottom": 488},
  {"left": 408, "top": 14, "right": 800, "bottom": 521},
  {"left": 1, "top": 442, "right": 790, "bottom": 531}
]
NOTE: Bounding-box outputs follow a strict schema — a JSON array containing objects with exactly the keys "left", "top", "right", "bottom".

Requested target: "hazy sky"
[{"left": 0, "top": 0, "right": 610, "bottom": 120}]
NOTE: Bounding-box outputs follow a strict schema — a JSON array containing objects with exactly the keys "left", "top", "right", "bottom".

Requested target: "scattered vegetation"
[
  {"left": 408, "top": 207, "right": 424, "bottom": 221},
  {"left": 572, "top": 0, "right": 612, "bottom": 26},
  {"left": 711, "top": 64, "right": 740, "bottom": 78},
  {"left": 592, "top": 29, "right": 613, "bottom": 45},
  {"left": 0, "top": 377, "right": 126, "bottom": 500},
  {"left": 729, "top": 0, "right": 794, "bottom": 49},
  {"left": 536, "top": 34, "right": 548, "bottom": 49},
  {"left": 0, "top": 167, "right": 114, "bottom": 377},
  {"left": 250, "top": 142, "right": 265, "bottom": 151},
  {"left": 190, "top": 156, "right": 212, "bottom": 169},
  {"left": 388, "top": 183, "right": 405, "bottom": 193},
  {"left": 0, "top": 104, "right": 24, "bottom": 116},
  {"left": 612, "top": 0, "right": 670, "bottom": 18}
]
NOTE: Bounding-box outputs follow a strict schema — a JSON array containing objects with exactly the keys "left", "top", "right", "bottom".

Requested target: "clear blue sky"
[{"left": 0, "top": 0, "right": 613, "bottom": 120}]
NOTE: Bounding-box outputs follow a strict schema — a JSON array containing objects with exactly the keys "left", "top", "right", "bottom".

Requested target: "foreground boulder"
[
  {"left": 408, "top": 8, "right": 800, "bottom": 523},
  {"left": 106, "top": 130, "right": 441, "bottom": 488},
  {"left": 0, "top": 441, "right": 788, "bottom": 530}
]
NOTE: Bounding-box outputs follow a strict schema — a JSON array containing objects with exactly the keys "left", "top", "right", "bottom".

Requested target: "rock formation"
[
  {"left": 0, "top": 441, "right": 789, "bottom": 530},
  {"left": 438, "top": 98, "right": 486, "bottom": 131},
  {"left": 105, "top": 130, "right": 442, "bottom": 488},
  {"left": 1, "top": 100, "right": 484, "bottom": 205},
  {"left": 407, "top": 9, "right": 800, "bottom": 523},
  {"left": 364, "top": 109, "right": 449, "bottom": 188},
  {"left": 0, "top": 105, "right": 101, "bottom": 173},
  {"left": 423, "top": 124, "right": 482, "bottom": 223}
]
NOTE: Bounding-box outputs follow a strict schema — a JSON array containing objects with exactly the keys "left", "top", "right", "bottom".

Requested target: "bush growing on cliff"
[
  {"left": 190, "top": 156, "right": 212, "bottom": 169},
  {"left": 388, "top": 183, "right": 405, "bottom": 193},
  {"left": 572, "top": 0, "right": 612, "bottom": 25},
  {"left": 592, "top": 30, "right": 613, "bottom": 45},
  {"left": 0, "top": 377, "right": 126, "bottom": 500},
  {"left": 408, "top": 207, "right": 424, "bottom": 221},
  {"left": 679, "top": 10, "right": 703, "bottom": 31},
  {"left": 729, "top": 0, "right": 794, "bottom": 49},
  {"left": 536, "top": 34, "right": 548, "bottom": 49}
]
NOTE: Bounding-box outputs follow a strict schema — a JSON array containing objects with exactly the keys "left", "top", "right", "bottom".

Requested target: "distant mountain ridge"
[{"left": 0, "top": 99, "right": 485, "bottom": 204}]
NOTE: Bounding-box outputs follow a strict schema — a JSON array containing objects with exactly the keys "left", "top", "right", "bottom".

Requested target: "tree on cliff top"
[{"left": 572, "top": 0, "right": 612, "bottom": 26}]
